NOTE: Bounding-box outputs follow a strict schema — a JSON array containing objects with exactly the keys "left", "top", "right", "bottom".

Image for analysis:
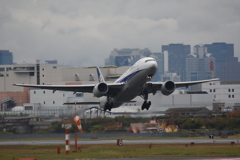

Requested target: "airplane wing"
[
  {"left": 64, "top": 102, "right": 100, "bottom": 105},
  {"left": 14, "top": 66, "right": 125, "bottom": 96},
  {"left": 63, "top": 100, "right": 136, "bottom": 105},
  {"left": 13, "top": 83, "right": 124, "bottom": 95},
  {"left": 146, "top": 78, "right": 219, "bottom": 94},
  {"left": 174, "top": 78, "right": 219, "bottom": 88},
  {"left": 14, "top": 84, "right": 95, "bottom": 93}
]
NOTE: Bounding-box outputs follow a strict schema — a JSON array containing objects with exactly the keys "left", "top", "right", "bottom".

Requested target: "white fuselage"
[{"left": 99, "top": 57, "right": 158, "bottom": 109}]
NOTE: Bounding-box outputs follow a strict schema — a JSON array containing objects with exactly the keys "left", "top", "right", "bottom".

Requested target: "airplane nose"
[{"left": 151, "top": 61, "right": 158, "bottom": 70}]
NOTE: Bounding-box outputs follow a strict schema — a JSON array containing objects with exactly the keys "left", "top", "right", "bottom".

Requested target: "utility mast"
[{"left": 210, "top": 59, "right": 215, "bottom": 79}]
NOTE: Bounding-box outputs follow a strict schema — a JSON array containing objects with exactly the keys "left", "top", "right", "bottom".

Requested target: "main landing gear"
[
  {"left": 104, "top": 102, "right": 113, "bottom": 112},
  {"left": 140, "top": 91, "right": 151, "bottom": 110},
  {"left": 141, "top": 101, "right": 151, "bottom": 110}
]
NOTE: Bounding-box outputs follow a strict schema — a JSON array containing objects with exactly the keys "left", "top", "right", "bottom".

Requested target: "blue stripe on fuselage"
[{"left": 116, "top": 69, "right": 143, "bottom": 83}]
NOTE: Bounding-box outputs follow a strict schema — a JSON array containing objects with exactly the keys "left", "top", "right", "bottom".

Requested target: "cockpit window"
[{"left": 145, "top": 59, "right": 156, "bottom": 63}]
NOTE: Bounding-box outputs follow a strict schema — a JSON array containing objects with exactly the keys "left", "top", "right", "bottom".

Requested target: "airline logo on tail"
[{"left": 96, "top": 67, "right": 105, "bottom": 83}]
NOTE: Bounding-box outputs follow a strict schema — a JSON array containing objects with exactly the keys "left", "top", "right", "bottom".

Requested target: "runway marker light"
[
  {"left": 57, "top": 147, "right": 60, "bottom": 154},
  {"left": 148, "top": 143, "right": 152, "bottom": 149},
  {"left": 117, "top": 139, "right": 123, "bottom": 146}
]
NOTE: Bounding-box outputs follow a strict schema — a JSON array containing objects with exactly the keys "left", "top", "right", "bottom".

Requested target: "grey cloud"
[{"left": 0, "top": 0, "right": 239, "bottom": 66}]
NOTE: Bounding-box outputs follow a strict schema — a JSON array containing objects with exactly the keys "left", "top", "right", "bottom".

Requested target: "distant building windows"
[
  {"left": 42, "top": 75, "right": 44, "bottom": 77},
  {"left": 44, "top": 101, "right": 45, "bottom": 104},
  {"left": 76, "top": 93, "right": 83, "bottom": 97},
  {"left": 0, "top": 68, "right": 5, "bottom": 71},
  {"left": 53, "top": 101, "right": 55, "bottom": 104},
  {"left": 63, "top": 94, "right": 65, "bottom": 97},
  {"left": 210, "top": 89, "right": 212, "bottom": 92},
  {"left": 228, "top": 89, "right": 231, "bottom": 92},
  {"left": 232, "top": 89, "right": 234, "bottom": 92},
  {"left": 210, "top": 83, "right": 212, "bottom": 85},
  {"left": 25, "top": 106, "right": 33, "bottom": 110},
  {"left": 34, "top": 91, "right": 36, "bottom": 94},
  {"left": 43, "top": 91, "right": 45, "bottom": 94},
  {"left": 29, "top": 72, "right": 34, "bottom": 76},
  {"left": 213, "top": 89, "right": 216, "bottom": 92},
  {"left": 229, "top": 95, "right": 231, "bottom": 98},
  {"left": 232, "top": 95, "right": 234, "bottom": 98}
]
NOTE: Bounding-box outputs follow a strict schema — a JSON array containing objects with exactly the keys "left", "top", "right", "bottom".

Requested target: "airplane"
[{"left": 14, "top": 57, "right": 219, "bottom": 111}]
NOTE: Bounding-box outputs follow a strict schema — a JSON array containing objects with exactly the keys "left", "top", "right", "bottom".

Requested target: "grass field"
[{"left": 1, "top": 143, "right": 240, "bottom": 159}]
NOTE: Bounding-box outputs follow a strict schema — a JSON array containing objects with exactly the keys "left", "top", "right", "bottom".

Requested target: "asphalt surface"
[{"left": 1, "top": 138, "right": 240, "bottom": 145}]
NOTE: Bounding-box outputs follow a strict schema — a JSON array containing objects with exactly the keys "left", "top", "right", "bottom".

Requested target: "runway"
[{"left": 1, "top": 138, "right": 240, "bottom": 145}]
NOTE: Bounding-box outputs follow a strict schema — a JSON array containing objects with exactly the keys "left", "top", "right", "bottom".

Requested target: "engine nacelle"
[
  {"left": 93, "top": 83, "right": 108, "bottom": 97},
  {"left": 161, "top": 81, "right": 176, "bottom": 96}
]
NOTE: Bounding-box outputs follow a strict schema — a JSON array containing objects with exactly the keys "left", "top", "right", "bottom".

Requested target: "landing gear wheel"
[
  {"left": 104, "top": 102, "right": 113, "bottom": 111},
  {"left": 141, "top": 101, "right": 146, "bottom": 110},
  {"left": 141, "top": 101, "right": 151, "bottom": 110},
  {"left": 104, "top": 103, "right": 108, "bottom": 112},
  {"left": 108, "top": 102, "right": 113, "bottom": 111},
  {"left": 146, "top": 101, "right": 151, "bottom": 110}
]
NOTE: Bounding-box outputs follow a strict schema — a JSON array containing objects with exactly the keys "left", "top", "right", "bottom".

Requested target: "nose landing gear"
[{"left": 140, "top": 91, "right": 151, "bottom": 110}]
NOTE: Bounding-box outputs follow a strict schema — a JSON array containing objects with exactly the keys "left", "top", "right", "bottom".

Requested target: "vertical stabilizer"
[{"left": 96, "top": 67, "right": 105, "bottom": 83}]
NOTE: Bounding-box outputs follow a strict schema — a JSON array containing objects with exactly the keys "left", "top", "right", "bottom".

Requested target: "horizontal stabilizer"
[{"left": 63, "top": 102, "right": 100, "bottom": 105}]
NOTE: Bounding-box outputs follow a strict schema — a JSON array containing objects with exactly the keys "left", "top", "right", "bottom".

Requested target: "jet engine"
[
  {"left": 161, "top": 81, "right": 176, "bottom": 96},
  {"left": 93, "top": 83, "right": 108, "bottom": 97}
]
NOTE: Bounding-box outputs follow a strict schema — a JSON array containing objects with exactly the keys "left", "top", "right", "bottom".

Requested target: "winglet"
[{"left": 96, "top": 67, "right": 105, "bottom": 83}]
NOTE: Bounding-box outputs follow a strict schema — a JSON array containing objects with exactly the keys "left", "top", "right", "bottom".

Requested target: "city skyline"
[{"left": 0, "top": 0, "right": 240, "bottom": 66}]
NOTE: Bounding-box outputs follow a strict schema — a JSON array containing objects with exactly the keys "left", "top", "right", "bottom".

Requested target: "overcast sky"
[{"left": 1, "top": 0, "right": 240, "bottom": 66}]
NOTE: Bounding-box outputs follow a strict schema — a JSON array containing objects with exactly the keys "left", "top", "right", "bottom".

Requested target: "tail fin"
[{"left": 96, "top": 67, "right": 105, "bottom": 83}]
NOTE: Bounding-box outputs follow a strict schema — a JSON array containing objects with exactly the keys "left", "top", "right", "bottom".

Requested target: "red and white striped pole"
[{"left": 65, "top": 128, "right": 70, "bottom": 154}]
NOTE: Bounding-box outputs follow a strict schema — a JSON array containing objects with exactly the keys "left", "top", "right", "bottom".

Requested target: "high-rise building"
[
  {"left": 221, "top": 57, "right": 240, "bottom": 81},
  {"left": 45, "top": 60, "right": 58, "bottom": 64},
  {"left": 162, "top": 44, "right": 191, "bottom": 81},
  {"left": 0, "top": 50, "right": 13, "bottom": 65},
  {"left": 204, "top": 42, "right": 234, "bottom": 63},
  {"left": 151, "top": 52, "right": 164, "bottom": 82},
  {"left": 186, "top": 45, "right": 215, "bottom": 81},
  {"left": 204, "top": 42, "right": 234, "bottom": 80}
]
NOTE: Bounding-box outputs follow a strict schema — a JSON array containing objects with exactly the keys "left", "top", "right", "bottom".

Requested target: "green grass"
[{"left": 1, "top": 143, "right": 240, "bottom": 159}]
